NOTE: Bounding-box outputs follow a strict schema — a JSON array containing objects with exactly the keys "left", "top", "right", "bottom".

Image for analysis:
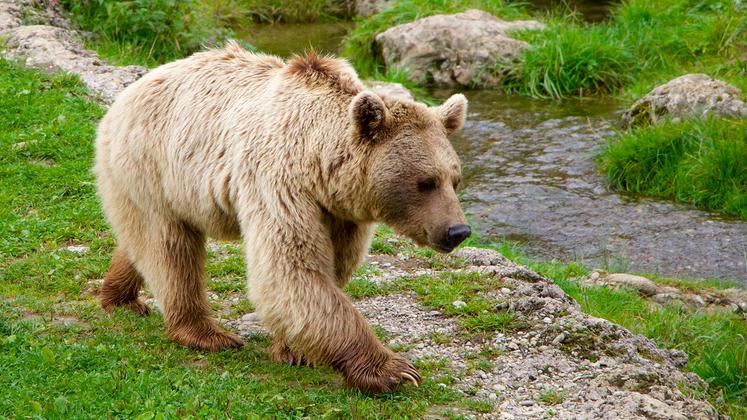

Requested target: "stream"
[{"left": 241, "top": 13, "right": 747, "bottom": 285}]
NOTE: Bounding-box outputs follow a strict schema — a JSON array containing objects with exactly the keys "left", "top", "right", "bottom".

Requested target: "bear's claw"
[
  {"left": 269, "top": 339, "right": 312, "bottom": 367},
  {"left": 169, "top": 325, "right": 245, "bottom": 352},
  {"left": 102, "top": 298, "right": 150, "bottom": 316},
  {"left": 345, "top": 352, "right": 422, "bottom": 393}
]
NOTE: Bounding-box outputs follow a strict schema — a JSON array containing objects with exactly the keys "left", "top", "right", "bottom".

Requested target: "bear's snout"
[{"left": 436, "top": 223, "right": 471, "bottom": 252}]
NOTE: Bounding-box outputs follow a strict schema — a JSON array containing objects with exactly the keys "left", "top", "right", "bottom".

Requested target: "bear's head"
[{"left": 350, "top": 91, "right": 470, "bottom": 253}]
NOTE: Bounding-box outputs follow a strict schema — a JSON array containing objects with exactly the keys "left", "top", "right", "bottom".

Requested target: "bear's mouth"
[{"left": 433, "top": 243, "right": 456, "bottom": 254}]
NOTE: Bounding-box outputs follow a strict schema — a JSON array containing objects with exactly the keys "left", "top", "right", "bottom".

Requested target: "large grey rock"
[
  {"left": 374, "top": 9, "right": 544, "bottom": 88},
  {"left": 622, "top": 74, "right": 747, "bottom": 128}
]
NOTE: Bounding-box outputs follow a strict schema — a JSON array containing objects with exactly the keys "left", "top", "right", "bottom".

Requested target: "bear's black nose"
[{"left": 446, "top": 224, "right": 471, "bottom": 248}]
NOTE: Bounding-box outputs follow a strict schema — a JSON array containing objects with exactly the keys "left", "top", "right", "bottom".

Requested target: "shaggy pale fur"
[{"left": 94, "top": 41, "right": 468, "bottom": 393}]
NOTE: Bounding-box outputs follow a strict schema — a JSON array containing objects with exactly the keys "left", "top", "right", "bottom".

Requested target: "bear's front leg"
[{"left": 244, "top": 212, "right": 420, "bottom": 393}]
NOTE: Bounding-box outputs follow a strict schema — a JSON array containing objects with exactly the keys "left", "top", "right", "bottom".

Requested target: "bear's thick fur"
[{"left": 94, "top": 41, "right": 469, "bottom": 392}]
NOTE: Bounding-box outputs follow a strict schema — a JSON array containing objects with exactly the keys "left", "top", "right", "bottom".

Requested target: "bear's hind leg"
[
  {"left": 101, "top": 247, "right": 149, "bottom": 315},
  {"left": 133, "top": 219, "right": 244, "bottom": 351}
]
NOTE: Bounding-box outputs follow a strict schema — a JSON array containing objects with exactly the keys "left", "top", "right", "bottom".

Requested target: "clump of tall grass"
[
  {"left": 600, "top": 117, "right": 747, "bottom": 219},
  {"left": 341, "top": 0, "right": 527, "bottom": 78},
  {"left": 502, "top": 19, "right": 634, "bottom": 98},
  {"left": 507, "top": 0, "right": 746, "bottom": 97},
  {"left": 59, "top": 0, "right": 233, "bottom": 66}
]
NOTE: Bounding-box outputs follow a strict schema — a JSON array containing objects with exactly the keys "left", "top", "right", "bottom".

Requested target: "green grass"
[
  {"left": 509, "top": 0, "right": 747, "bottom": 98},
  {"left": 537, "top": 389, "right": 565, "bottom": 406},
  {"left": 600, "top": 117, "right": 747, "bottom": 220},
  {"left": 340, "top": 0, "right": 528, "bottom": 79}
]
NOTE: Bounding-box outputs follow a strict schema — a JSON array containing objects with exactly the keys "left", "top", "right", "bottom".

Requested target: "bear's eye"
[{"left": 417, "top": 178, "right": 438, "bottom": 193}]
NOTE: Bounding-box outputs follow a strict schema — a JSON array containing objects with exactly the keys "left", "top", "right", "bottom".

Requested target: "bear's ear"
[
  {"left": 434, "top": 93, "right": 468, "bottom": 135},
  {"left": 350, "top": 91, "right": 389, "bottom": 139}
]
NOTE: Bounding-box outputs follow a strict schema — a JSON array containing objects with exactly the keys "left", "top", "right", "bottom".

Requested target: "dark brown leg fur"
[
  {"left": 160, "top": 222, "right": 244, "bottom": 352},
  {"left": 101, "top": 248, "right": 149, "bottom": 315}
]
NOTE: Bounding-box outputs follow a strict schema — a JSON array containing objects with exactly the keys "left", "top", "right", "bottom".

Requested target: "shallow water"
[
  {"left": 444, "top": 90, "right": 747, "bottom": 284},
  {"left": 238, "top": 22, "right": 353, "bottom": 57}
]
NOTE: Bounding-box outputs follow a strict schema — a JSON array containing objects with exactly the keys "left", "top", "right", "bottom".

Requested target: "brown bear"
[{"left": 94, "top": 41, "right": 470, "bottom": 393}]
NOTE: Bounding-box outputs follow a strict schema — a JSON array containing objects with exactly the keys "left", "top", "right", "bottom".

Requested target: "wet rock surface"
[
  {"left": 621, "top": 74, "right": 747, "bottom": 129},
  {"left": 226, "top": 247, "right": 719, "bottom": 419},
  {"left": 0, "top": 0, "right": 147, "bottom": 103},
  {"left": 375, "top": 9, "right": 544, "bottom": 87}
]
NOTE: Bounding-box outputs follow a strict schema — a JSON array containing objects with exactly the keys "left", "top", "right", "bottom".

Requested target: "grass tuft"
[{"left": 600, "top": 117, "right": 747, "bottom": 219}]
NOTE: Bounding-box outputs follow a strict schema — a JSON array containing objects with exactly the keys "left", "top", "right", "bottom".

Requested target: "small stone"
[
  {"left": 500, "top": 287, "right": 512, "bottom": 294},
  {"left": 453, "top": 300, "right": 467, "bottom": 308},
  {"left": 519, "top": 400, "right": 535, "bottom": 406},
  {"left": 542, "top": 317, "right": 552, "bottom": 324},
  {"left": 488, "top": 392, "right": 498, "bottom": 400},
  {"left": 552, "top": 332, "right": 566, "bottom": 345},
  {"left": 241, "top": 312, "right": 260, "bottom": 322},
  {"left": 64, "top": 245, "right": 89, "bottom": 254}
]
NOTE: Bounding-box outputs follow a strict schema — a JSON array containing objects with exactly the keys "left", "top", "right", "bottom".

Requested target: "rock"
[
  {"left": 604, "top": 273, "right": 659, "bottom": 296},
  {"left": 621, "top": 74, "right": 747, "bottom": 129},
  {"left": 453, "top": 300, "right": 467, "bottom": 309},
  {"left": 374, "top": 9, "right": 544, "bottom": 87},
  {"left": 365, "top": 80, "right": 414, "bottom": 101},
  {"left": 0, "top": 1, "right": 21, "bottom": 33},
  {"left": 3, "top": 25, "right": 147, "bottom": 103},
  {"left": 653, "top": 292, "right": 682, "bottom": 304},
  {"left": 355, "top": 0, "right": 392, "bottom": 17}
]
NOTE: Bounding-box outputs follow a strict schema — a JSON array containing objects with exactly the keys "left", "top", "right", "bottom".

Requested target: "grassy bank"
[
  {"left": 343, "top": 0, "right": 746, "bottom": 98},
  {"left": 1, "top": 60, "right": 745, "bottom": 417},
  {"left": 600, "top": 117, "right": 747, "bottom": 220}
]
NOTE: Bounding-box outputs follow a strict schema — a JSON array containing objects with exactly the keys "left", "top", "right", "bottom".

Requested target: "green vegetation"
[
  {"left": 600, "top": 117, "right": 747, "bottom": 220},
  {"left": 537, "top": 389, "right": 566, "bottom": 406},
  {"left": 59, "top": 0, "right": 232, "bottom": 66},
  {"left": 340, "top": 0, "right": 527, "bottom": 78}
]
